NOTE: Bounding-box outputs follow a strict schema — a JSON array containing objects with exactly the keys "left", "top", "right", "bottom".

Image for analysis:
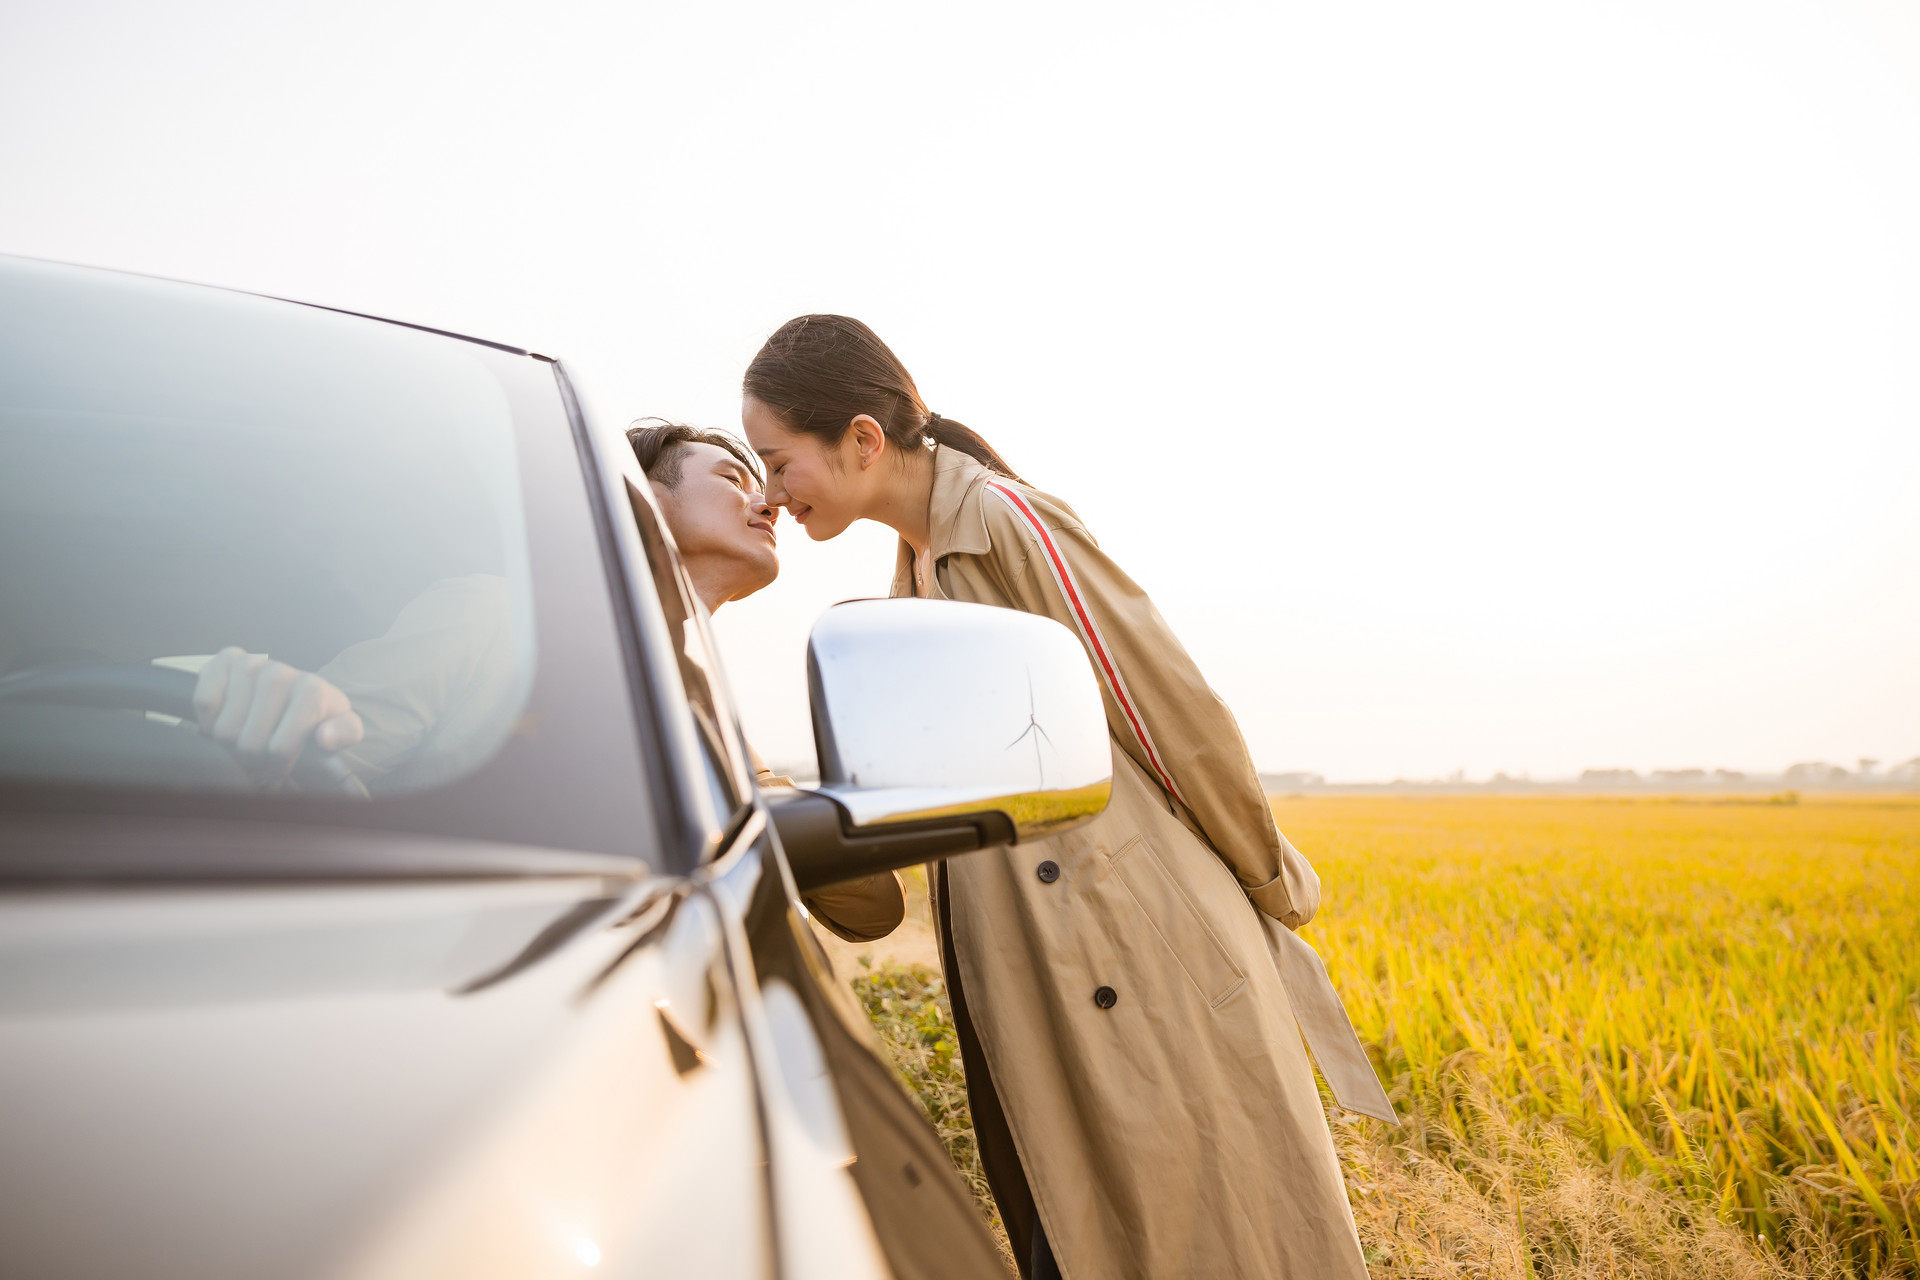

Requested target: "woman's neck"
[{"left": 867, "top": 445, "right": 937, "bottom": 556}]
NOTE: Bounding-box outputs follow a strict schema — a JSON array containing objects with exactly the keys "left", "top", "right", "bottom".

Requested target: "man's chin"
[{"left": 729, "top": 552, "right": 782, "bottom": 602}]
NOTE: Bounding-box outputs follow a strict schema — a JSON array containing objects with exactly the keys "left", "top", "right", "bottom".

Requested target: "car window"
[
  {"left": 0, "top": 260, "right": 537, "bottom": 800},
  {"left": 625, "top": 480, "right": 752, "bottom": 830}
]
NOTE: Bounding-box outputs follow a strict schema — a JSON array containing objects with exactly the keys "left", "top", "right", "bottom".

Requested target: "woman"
[{"left": 743, "top": 315, "right": 1371, "bottom": 1280}]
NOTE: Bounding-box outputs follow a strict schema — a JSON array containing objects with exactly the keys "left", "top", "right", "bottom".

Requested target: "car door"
[{"left": 589, "top": 391, "right": 1010, "bottom": 1280}]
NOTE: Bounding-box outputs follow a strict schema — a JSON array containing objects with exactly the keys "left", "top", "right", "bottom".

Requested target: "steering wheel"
[{"left": 0, "top": 663, "right": 371, "bottom": 798}]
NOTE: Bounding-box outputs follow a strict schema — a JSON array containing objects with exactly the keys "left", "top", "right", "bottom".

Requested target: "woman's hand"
[{"left": 191, "top": 647, "right": 364, "bottom": 777}]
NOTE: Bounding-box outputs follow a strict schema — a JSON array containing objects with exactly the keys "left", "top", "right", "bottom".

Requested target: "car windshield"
[{"left": 0, "top": 259, "right": 540, "bottom": 802}]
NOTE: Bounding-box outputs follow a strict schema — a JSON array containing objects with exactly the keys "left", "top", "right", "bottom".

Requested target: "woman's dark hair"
[{"left": 743, "top": 315, "right": 1022, "bottom": 481}]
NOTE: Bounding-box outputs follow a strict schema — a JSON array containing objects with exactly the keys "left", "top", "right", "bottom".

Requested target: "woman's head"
[{"left": 742, "top": 314, "right": 1019, "bottom": 540}]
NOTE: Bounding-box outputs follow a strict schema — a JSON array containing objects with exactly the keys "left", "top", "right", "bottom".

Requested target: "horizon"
[{"left": 767, "top": 758, "right": 1920, "bottom": 790}]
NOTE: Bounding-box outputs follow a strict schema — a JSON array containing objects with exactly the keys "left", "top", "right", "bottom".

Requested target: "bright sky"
[{"left": 4, "top": 0, "right": 1916, "bottom": 781}]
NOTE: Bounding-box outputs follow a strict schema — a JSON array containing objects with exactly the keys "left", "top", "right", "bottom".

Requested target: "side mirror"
[{"left": 766, "top": 598, "right": 1112, "bottom": 894}]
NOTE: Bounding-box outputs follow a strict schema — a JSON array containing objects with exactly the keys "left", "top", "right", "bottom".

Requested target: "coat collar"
[{"left": 890, "top": 444, "right": 995, "bottom": 597}]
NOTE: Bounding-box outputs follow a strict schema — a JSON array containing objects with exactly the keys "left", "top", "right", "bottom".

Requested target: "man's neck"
[{"left": 683, "top": 557, "right": 737, "bottom": 614}]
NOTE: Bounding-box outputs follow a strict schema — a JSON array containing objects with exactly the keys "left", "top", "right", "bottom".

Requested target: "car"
[{"left": 0, "top": 254, "right": 1114, "bottom": 1280}]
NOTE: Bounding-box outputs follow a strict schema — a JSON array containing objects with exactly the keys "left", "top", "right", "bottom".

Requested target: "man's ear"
[{"left": 848, "top": 415, "right": 888, "bottom": 470}]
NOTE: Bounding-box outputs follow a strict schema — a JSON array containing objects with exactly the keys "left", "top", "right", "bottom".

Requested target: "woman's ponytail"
[
  {"left": 924, "top": 413, "right": 1023, "bottom": 482},
  {"left": 745, "top": 315, "right": 1023, "bottom": 483}
]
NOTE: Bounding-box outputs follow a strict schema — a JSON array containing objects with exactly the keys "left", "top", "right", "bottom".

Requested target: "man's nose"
[{"left": 752, "top": 493, "right": 778, "bottom": 523}]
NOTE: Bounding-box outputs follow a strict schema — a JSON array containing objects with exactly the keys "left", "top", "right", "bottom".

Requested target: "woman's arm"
[
  {"left": 801, "top": 875, "right": 909, "bottom": 944},
  {"left": 977, "top": 483, "right": 1321, "bottom": 928},
  {"left": 747, "top": 740, "right": 907, "bottom": 942}
]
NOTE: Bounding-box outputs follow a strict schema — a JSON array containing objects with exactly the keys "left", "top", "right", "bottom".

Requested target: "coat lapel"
[{"left": 891, "top": 444, "right": 994, "bottom": 600}]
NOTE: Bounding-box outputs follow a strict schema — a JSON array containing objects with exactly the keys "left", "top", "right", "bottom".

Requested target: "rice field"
[{"left": 852, "top": 793, "right": 1920, "bottom": 1277}]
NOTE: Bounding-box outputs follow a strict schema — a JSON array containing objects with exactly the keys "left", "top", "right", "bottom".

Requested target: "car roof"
[{"left": 0, "top": 251, "right": 543, "bottom": 360}]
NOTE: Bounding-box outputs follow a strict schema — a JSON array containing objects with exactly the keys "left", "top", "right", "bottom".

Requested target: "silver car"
[{"left": 0, "top": 256, "right": 1112, "bottom": 1279}]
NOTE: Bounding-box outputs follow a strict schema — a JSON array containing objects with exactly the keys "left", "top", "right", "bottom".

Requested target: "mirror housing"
[{"left": 769, "top": 598, "right": 1112, "bottom": 893}]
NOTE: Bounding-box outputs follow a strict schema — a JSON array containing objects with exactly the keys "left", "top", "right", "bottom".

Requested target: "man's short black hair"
[{"left": 626, "top": 419, "right": 764, "bottom": 489}]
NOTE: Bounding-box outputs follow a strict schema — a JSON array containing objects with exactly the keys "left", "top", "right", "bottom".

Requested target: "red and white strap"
[{"left": 983, "top": 480, "right": 1187, "bottom": 808}]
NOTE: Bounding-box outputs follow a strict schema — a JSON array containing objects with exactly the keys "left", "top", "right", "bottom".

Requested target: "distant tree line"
[{"left": 1258, "top": 758, "right": 1920, "bottom": 792}]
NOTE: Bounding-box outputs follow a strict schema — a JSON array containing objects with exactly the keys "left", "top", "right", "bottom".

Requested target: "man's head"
[{"left": 627, "top": 419, "right": 779, "bottom": 612}]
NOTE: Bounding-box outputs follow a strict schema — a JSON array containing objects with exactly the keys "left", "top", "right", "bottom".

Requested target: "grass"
[
  {"left": 851, "top": 962, "right": 1011, "bottom": 1258},
  {"left": 853, "top": 793, "right": 1920, "bottom": 1278}
]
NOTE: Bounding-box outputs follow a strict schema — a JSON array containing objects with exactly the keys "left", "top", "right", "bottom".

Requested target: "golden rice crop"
[
  {"left": 1281, "top": 793, "right": 1920, "bottom": 1277},
  {"left": 852, "top": 794, "right": 1918, "bottom": 1276}
]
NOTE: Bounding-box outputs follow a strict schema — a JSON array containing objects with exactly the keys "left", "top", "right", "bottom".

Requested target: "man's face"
[{"left": 651, "top": 442, "right": 780, "bottom": 606}]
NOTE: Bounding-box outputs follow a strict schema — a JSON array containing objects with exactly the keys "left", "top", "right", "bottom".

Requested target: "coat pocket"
[{"left": 1111, "top": 836, "right": 1246, "bottom": 1008}]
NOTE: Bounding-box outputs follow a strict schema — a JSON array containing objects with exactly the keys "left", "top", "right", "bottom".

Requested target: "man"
[
  {"left": 190, "top": 419, "right": 902, "bottom": 942},
  {"left": 625, "top": 420, "right": 904, "bottom": 942}
]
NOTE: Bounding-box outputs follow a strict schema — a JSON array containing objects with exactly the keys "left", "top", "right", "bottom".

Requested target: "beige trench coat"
[{"left": 893, "top": 447, "right": 1368, "bottom": 1280}]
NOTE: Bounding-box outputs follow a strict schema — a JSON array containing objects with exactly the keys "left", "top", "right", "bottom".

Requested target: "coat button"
[
  {"left": 1036, "top": 860, "right": 1060, "bottom": 883},
  {"left": 1093, "top": 986, "right": 1118, "bottom": 1009}
]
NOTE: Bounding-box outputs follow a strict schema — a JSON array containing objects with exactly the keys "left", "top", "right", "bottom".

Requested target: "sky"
[{"left": 3, "top": 0, "right": 1916, "bottom": 782}]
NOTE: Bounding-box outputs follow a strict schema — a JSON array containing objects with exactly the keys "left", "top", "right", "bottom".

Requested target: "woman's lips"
[{"left": 789, "top": 503, "right": 811, "bottom": 524}]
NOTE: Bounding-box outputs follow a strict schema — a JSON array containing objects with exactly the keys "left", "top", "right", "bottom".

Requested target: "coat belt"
[{"left": 1260, "top": 918, "right": 1400, "bottom": 1124}]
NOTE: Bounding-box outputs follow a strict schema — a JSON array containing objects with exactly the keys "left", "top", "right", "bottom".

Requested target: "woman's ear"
[{"left": 848, "top": 414, "right": 888, "bottom": 470}]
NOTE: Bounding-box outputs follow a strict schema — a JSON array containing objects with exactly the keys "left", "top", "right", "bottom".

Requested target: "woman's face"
[{"left": 742, "top": 395, "right": 865, "bottom": 541}]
